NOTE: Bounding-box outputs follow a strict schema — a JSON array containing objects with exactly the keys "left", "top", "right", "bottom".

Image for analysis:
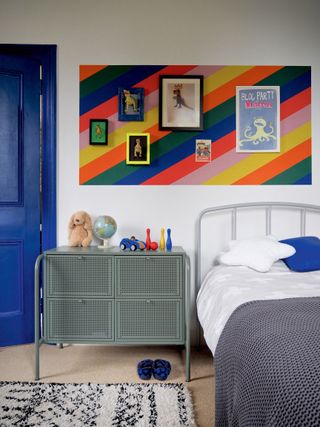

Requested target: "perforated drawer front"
[
  {"left": 116, "top": 299, "right": 183, "bottom": 342},
  {"left": 46, "top": 255, "right": 113, "bottom": 297},
  {"left": 116, "top": 256, "right": 182, "bottom": 297},
  {"left": 45, "top": 299, "right": 114, "bottom": 341}
]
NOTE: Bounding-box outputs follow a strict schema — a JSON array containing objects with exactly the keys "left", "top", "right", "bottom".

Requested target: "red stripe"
[
  {"left": 280, "top": 88, "right": 311, "bottom": 120},
  {"left": 142, "top": 132, "right": 235, "bottom": 185}
]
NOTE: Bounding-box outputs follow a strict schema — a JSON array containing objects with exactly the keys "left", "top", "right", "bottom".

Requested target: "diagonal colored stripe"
[
  {"left": 263, "top": 157, "right": 311, "bottom": 185},
  {"left": 280, "top": 87, "right": 311, "bottom": 120},
  {"left": 293, "top": 172, "right": 312, "bottom": 185},
  {"left": 204, "top": 122, "right": 311, "bottom": 185},
  {"left": 79, "top": 65, "right": 109, "bottom": 82},
  {"left": 144, "top": 132, "right": 236, "bottom": 185},
  {"left": 204, "top": 66, "right": 283, "bottom": 111},
  {"left": 80, "top": 65, "right": 133, "bottom": 98},
  {"left": 80, "top": 65, "right": 165, "bottom": 115},
  {"left": 234, "top": 139, "right": 311, "bottom": 184}
]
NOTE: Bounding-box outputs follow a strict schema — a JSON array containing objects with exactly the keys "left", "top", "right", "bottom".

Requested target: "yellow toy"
[{"left": 160, "top": 228, "right": 165, "bottom": 251}]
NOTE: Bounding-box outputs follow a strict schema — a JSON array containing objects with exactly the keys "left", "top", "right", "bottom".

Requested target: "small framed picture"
[
  {"left": 126, "top": 133, "right": 150, "bottom": 165},
  {"left": 159, "top": 75, "right": 204, "bottom": 131},
  {"left": 195, "top": 139, "right": 211, "bottom": 162},
  {"left": 89, "top": 119, "right": 108, "bottom": 145},
  {"left": 118, "top": 88, "right": 144, "bottom": 121}
]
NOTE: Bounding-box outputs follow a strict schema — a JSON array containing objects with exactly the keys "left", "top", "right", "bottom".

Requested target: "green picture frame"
[{"left": 89, "top": 119, "right": 108, "bottom": 145}]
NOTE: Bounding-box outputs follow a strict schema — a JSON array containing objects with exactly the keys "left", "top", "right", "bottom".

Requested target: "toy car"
[{"left": 120, "top": 236, "right": 146, "bottom": 251}]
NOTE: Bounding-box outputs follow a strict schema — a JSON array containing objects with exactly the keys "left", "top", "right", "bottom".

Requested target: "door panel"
[{"left": 0, "top": 54, "right": 40, "bottom": 346}]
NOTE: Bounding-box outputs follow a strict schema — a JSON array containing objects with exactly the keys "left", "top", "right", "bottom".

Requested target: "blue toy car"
[{"left": 120, "top": 236, "right": 146, "bottom": 251}]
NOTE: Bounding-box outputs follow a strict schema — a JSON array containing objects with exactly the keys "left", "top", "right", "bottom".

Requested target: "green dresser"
[{"left": 34, "top": 246, "right": 191, "bottom": 381}]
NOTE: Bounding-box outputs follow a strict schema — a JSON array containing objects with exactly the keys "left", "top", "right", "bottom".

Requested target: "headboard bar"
[{"left": 196, "top": 202, "right": 320, "bottom": 295}]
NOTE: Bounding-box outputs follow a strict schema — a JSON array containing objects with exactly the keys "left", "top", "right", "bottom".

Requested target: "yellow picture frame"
[{"left": 126, "top": 133, "right": 150, "bottom": 165}]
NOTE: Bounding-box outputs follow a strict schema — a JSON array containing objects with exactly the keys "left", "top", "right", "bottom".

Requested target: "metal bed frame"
[{"left": 196, "top": 202, "right": 320, "bottom": 295}]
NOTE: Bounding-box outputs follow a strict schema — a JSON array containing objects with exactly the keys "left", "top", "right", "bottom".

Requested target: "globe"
[{"left": 93, "top": 215, "right": 117, "bottom": 249}]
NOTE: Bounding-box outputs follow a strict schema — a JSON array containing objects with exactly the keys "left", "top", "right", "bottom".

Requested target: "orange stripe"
[
  {"left": 79, "top": 124, "right": 169, "bottom": 184},
  {"left": 79, "top": 65, "right": 197, "bottom": 133},
  {"left": 143, "top": 132, "right": 236, "bottom": 185},
  {"left": 204, "top": 66, "right": 283, "bottom": 112},
  {"left": 280, "top": 87, "right": 311, "bottom": 120},
  {"left": 79, "top": 65, "right": 107, "bottom": 81},
  {"left": 234, "top": 139, "right": 311, "bottom": 185}
]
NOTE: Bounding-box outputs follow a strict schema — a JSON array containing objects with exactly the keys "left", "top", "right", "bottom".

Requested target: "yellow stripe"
[
  {"left": 80, "top": 108, "right": 159, "bottom": 167},
  {"left": 204, "top": 122, "right": 311, "bottom": 185},
  {"left": 204, "top": 66, "right": 253, "bottom": 95}
]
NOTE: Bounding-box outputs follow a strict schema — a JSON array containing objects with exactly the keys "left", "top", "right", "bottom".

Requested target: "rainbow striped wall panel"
[{"left": 79, "top": 65, "right": 311, "bottom": 185}]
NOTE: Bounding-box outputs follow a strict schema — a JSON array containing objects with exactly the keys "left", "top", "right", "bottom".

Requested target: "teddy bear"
[{"left": 68, "top": 211, "right": 93, "bottom": 247}]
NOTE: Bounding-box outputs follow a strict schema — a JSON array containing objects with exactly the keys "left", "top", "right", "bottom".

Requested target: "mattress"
[{"left": 197, "top": 261, "right": 320, "bottom": 355}]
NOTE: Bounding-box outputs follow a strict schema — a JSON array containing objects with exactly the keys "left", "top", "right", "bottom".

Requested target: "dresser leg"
[{"left": 34, "top": 254, "right": 44, "bottom": 381}]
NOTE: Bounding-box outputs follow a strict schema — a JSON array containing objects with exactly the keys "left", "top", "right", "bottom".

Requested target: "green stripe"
[
  {"left": 84, "top": 67, "right": 310, "bottom": 185},
  {"left": 80, "top": 66, "right": 133, "bottom": 98},
  {"left": 263, "top": 157, "right": 311, "bottom": 185},
  {"left": 258, "top": 66, "right": 310, "bottom": 86}
]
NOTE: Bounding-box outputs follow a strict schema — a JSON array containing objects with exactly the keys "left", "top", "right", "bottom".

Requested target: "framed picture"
[
  {"left": 236, "top": 86, "right": 280, "bottom": 152},
  {"left": 159, "top": 75, "right": 203, "bottom": 131},
  {"left": 118, "top": 88, "right": 144, "bottom": 121},
  {"left": 195, "top": 139, "right": 211, "bottom": 162},
  {"left": 126, "top": 133, "right": 150, "bottom": 165},
  {"left": 89, "top": 119, "right": 108, "bottom": 145}
]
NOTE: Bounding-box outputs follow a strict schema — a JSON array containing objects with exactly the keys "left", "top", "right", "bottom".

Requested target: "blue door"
[{"left": 0, "top": 54, "right": 40, "bottom": 346}]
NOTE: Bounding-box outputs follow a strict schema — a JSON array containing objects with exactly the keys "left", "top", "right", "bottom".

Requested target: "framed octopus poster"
[{"left": 236, "top": 86, "right": 280, "bottom": 152}]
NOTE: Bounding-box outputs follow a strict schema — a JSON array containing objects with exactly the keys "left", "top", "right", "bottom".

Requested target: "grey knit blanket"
[{"left": 215, "top": 297, "right": 320, "bottom": 427}]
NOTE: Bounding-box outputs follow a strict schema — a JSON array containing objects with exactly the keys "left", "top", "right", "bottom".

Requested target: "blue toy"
[
  {"left": 120, "top": 236, "right": 146, "bottom": 251},
  {"left": 166, "top": 228, "right": 172, "bottom": 251}
]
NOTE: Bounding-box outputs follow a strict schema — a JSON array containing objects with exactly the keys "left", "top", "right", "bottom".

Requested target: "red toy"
[
  {"left": 146, "top": 228, "right": 151, "bottom": 250},
  {"left": 150, "top": 241, "right": 158, "bottom": 251}
]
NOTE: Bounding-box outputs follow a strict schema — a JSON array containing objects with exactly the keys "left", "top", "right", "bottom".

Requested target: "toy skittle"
[
  {"left": 166, "top": 228, "right": 172, "bottom": 251},
  {"left": 160, "top": 227, "right": 165, "bottom": 251},
  {"left": 146, "top": 228, "right": 151, "bottom": 250}
]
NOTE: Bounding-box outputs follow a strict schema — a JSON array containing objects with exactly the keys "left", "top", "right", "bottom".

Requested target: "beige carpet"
[{"left": 0, "top": 344, "right": 214, "bottom": 427}]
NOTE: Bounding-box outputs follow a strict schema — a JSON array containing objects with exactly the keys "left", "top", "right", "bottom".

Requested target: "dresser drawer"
[
  {"left": 116, "top": 299, "right": 183, "bottom": 342},
  {"left": 46, "top": 255, "right": 113, "bottom": 297},
  {"left": 45, "top": 298, "right": 114, "bottom": 342},
  {"left": 115, "top": 256, "right": 183, "bottom": 298}
]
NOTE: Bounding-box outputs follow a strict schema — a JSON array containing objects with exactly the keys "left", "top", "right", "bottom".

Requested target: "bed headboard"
[{"left": 196, "top": 202, "right": 320, "bottom": 294}]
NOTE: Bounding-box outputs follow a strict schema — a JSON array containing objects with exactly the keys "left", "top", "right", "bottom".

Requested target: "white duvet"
[{"left": 196, "top": 262, "right": 320, "bottom": 355}]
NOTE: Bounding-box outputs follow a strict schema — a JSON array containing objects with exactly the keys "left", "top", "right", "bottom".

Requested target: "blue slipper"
[
  {"left": 153, "top": 359, "right": 171, "bottom": 381},
  {"left": 137, "top": 359, "right": 153, "bottom": 380}
]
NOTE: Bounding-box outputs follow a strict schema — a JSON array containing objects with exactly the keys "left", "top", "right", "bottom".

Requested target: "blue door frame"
[{"left": 0, "top": 44, "right": 57, "bottom": 252}]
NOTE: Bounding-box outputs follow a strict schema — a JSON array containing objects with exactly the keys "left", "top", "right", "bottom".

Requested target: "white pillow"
[{"left": 218, "top": 236, "right": 296, "bottom": 272}]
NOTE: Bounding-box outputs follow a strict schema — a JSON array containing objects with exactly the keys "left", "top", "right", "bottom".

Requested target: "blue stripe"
[
  {"left": 280, "top": 69, "right": 311, "bottom": 103},
  {"left": 293, "top": 173, "right": 312, "bottom": 185},
  {"left": 115, "top": 115, "right": 235, "bottom": 185},
  {"left": 80, "top": 65, "right": 165, "bottom": 115}
]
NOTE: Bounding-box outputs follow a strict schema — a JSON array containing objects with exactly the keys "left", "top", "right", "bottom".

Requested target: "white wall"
[{"left": 1, "top": 0, "right": 320, "bottom": 341}]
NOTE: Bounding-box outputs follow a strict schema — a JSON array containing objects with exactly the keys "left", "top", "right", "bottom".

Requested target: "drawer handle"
[
  {"left": 146, "top": 300, "right": 151, "bottom": 304},
  {"left": 77, "top": 299, "right": 84, "bottom": 303},
  {"left": 77, "top": 256, "right": 84, "bottom": 260}
]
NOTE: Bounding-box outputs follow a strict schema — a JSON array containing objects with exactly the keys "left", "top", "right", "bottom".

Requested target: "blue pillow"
[{"left": 280, "top": 236, "right": 320, "bottom": 272}]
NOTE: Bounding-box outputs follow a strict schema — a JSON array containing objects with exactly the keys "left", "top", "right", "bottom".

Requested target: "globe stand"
[{"left": 98, "top": 238, "right": 114, "bottom": 250}]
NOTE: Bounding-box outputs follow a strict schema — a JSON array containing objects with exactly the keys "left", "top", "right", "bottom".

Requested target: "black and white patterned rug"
[{"left": 0, "top": 381, "right": 196, "bottom": 426}]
